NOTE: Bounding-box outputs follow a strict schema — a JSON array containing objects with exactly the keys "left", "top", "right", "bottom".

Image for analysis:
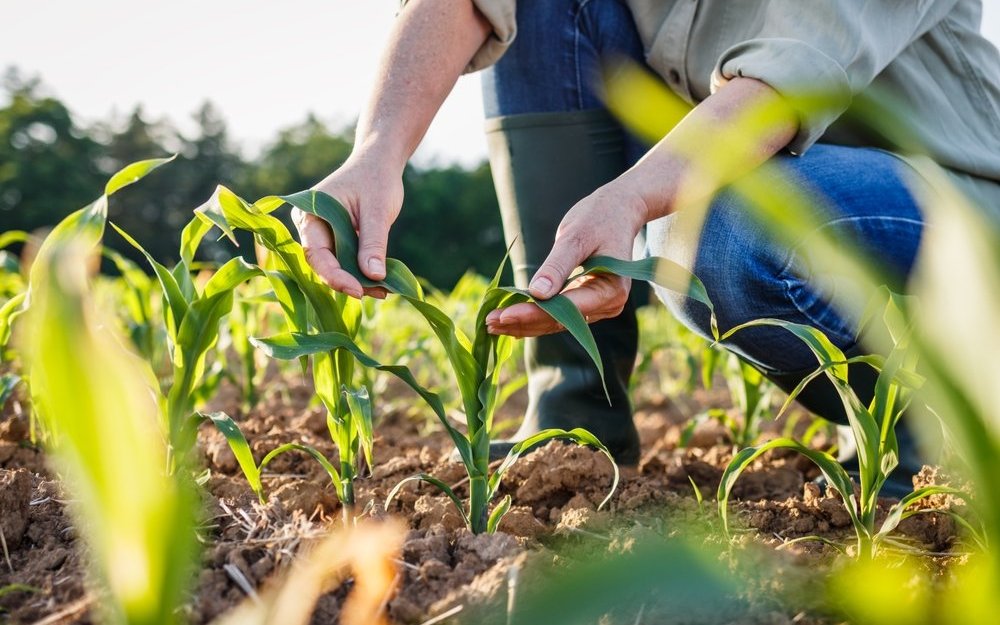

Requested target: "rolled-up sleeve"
[
  {"left": 465, "top": 0, "right": 516, "bottom": 72},
  {"left": 399, "top": 0, "right": 516, "bottom": 73},
  {"left": 710, "top": 0, "right": 958, "bottom": 155}
]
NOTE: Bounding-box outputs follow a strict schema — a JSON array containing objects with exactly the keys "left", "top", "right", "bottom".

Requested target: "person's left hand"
[{"left": 485, "top": 182, "right": 649, "bottom": 337}]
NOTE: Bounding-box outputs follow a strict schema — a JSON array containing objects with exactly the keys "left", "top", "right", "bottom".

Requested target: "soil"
[{"left": 0, "top": 372, "right": 968, "bottom": 625}]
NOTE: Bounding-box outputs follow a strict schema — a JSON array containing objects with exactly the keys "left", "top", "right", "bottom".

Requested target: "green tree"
[{"left": 0, "top": 68, "right": 105, "bottom": 236}]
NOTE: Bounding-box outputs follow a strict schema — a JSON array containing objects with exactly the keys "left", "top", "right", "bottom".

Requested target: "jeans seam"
[
  {"left": 777, "top": 215, "right": 922, "bottom": 345},
  {"left": 776, "top": 215, "right": 924, "bottom": 277},
  {"left": 573, "top": 0, "right": 594, "bottom": 111}
]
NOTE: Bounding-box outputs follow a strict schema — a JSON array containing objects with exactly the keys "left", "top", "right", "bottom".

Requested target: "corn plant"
[
  {"left": 112, "top": 219, "right": 262, "bottom": 467},
  {"left": 20, "top": 160, "right": 198, "bottom": 625},
  {"left": 258, "top": 190, "right": 717, "bottom": 533},
  {"left": 716, "top": 292, "right": 967, "bottom": 558},
  {"left": 194, "top": 187, "right": 415, "bottom": 517}
]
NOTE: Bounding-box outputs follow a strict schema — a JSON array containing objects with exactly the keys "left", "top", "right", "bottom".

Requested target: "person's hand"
[
  {"left": 292, "top": 153, "right": 403, "bottom": 299},
  {"left": 485, "top": 183, "right": 649, "bottom": 337}
]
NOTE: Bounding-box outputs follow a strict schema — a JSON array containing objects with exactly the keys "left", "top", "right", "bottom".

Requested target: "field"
[{"left": 0, "top": 156, "right": 998, "bottom": 625}]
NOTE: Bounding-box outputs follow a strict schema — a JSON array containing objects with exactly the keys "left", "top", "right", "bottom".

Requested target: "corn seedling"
[
  {"left": 20, "top": 162, "right": 199, "bottom": 624},
  {"left": 195, "top": 186, "right": 429, "bottom": 517},
  {"left": 112, "top": 218, "right": 262, "bottom": 468},
  {"left": 716, "top": 293, "right": 968, "bottom": 558},
  {"left": 247, "top": 190, "right": 716, "bottom": 533}
]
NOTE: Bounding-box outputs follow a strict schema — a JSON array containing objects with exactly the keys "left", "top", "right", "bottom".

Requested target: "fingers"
[
  {"left": 303, "top": 246, "right": 365, "bottom": 299},
  {"left": 358, "top": 207, "right": 389, "bottom": 281},
  {"left": 295, "top": 210, "right": 366, "bottom": 298},
  {"left": 528, "top": 232, "right": 589, "bottom": 300},
  {"left": 487, "top": 274, "right": 630, "bottom": 337}
]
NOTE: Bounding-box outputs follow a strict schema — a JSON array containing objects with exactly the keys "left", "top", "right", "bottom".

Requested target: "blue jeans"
[{"left": 482, "top": 0, "right": 925, "bottom": 379}]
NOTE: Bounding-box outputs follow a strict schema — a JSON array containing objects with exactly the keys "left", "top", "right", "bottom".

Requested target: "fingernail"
[
  {"left": 529, "top": 276, "right": 552, "bottom": 295},
  {"left": 486, "top": 310, "right": 501, "bottom": 324},
  {"left": 348, "top": 288, "right": 363, "bottom": 299},
  {"left": 368, "top": 258, "right": 385, "bottom": 276}
]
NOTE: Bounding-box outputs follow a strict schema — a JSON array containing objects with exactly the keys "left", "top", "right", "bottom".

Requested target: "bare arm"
[
  {"left": 487, "top": 77, "right": 799, "bottom": 336},
  {"left": 296, "top": 0, "right": 491, "bottom": 298}
]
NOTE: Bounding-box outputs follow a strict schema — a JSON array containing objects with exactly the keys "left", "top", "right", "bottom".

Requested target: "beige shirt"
[{"left": 465, "top": 0, "right": 1000, "bottom": 211}]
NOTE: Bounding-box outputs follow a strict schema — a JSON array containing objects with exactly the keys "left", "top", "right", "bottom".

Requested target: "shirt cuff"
[
  {"left": 466, "top": 0, "right": 516, "bottom": 73},
  {"left": 713, "top": 38, "right": 853, "bottom": 155}
]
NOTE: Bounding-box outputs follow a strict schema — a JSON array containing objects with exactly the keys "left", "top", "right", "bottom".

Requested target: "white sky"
[{"left": 4, "top": 1, "right": 1000, "bottom": 167}]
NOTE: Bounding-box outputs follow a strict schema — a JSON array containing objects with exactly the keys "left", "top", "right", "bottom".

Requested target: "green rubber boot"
[{"left": 484, "top": 109, "right": 641, "bottom": 465}]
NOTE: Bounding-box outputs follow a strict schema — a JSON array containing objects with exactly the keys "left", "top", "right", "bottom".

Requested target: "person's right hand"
[{"left": 292, "top": 153, "right": 403, "bottom": 299}]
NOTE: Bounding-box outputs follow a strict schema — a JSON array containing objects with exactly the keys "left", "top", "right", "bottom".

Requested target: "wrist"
[{"left": 350, "top": 134, "right": 409, "bottom": 178}]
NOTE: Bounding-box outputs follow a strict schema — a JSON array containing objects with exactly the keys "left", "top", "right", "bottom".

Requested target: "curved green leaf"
[
  {"left": 250, "top": 331, "right": 472, "bottom": 466},
  {"left": 490, "top": 428, "right": 620, "bottom": 511},
  {"left": 877, "top": 485, "right": 967, "bottom": 539},
  {"left": 260, "top": 442, "right": 343, "bottom": 500},
  {"left": 717, "top": 437, "right": 861, "bottom": 537},
  {"left": 579, "top": 255, "right": 717, "bottom": 338},
  {"left": 104, "top": 155, "right": 175, "bottom": 196},
  {"left": 203, "top": 412, "right": 263, "bottom": 502},
  {"left": 343, "top": 386, "right": 374, "bottom": 469},
  {"left": 500, "top": 287, "right": 609, "bottom": 403},
  {"left": 385, "top": 473, "right": 470, "bottom": 529},
  {"left": 110, "top": 223, "right": 189, "bottom": 331},
  {"left": 487, "top": 494, "right": 513, "bottom": 534}
]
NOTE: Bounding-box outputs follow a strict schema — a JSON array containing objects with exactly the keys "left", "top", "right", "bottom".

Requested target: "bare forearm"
[
  {"left": 618, "top": 77, "right": 799, "bottom": 223},
  {"left": 355, "top": 0, "right": 491, "bottom": 172}
]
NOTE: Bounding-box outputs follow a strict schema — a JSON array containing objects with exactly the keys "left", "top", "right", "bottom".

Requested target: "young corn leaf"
[
  {"left": 260, "top": 442, "right": 344, "bottom": 501},
  {"left": 486, "top": 494, "right": 513, "bottom": 534},
  {"left": 24, "top": 241, "right": 197, "bottom": 625},
  {"left": 499, "top": 287, "right": 610, "bottom": 403},
  {"left": 579, "top": 255, "right": 718, "bottom": 339},
  {"left": 111, "top": 223, "right": 190, "bottom": 332},
  {"left": 385, "top": 474, "right": 471, "bottom": 528},
  {"left": 489, "top": 428, "right": 620, "bottom": 510},
  {"left": 718, "top": 437, "right": 861, "bottom": 537},
  {"left": 343, "top": 386, "right": 374, "bottom": 470},
  {"left": 104, "top": 156, "right": 177, "bottom": 196},
  {"left": 876, "top": 485, "right": 967, "bottom": 539},
  {"left": 203, "top": 412, "right": 264, "bottom": 503},
  {"left": 250, "top": 331, "right": 471, "bottom": 466}
]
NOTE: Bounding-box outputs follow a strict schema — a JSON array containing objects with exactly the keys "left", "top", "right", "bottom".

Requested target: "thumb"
[
  {"left": 357, "top": 208, "right": 389, "bottom": 281},
  {"left": 529, "top": 234, "right": 587, "bottom": 299}
]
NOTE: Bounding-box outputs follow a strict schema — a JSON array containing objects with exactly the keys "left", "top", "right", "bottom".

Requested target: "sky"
[{"left": 4, "top": 1, "right": 1000, "bottom": 167}]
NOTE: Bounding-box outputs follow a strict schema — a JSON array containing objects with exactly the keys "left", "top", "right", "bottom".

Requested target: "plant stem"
[{"left": 470, "top": 474, "right": 488, "bottom": 534}]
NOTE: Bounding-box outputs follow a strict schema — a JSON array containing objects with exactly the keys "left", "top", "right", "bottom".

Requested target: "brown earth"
[{"left": 0, "top": 374, "right": 969, "bottom": 624}]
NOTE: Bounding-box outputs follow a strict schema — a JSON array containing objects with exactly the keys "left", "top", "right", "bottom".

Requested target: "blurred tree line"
[{"left": 0, "top": 68, "right": 505, "bottom": 288}]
